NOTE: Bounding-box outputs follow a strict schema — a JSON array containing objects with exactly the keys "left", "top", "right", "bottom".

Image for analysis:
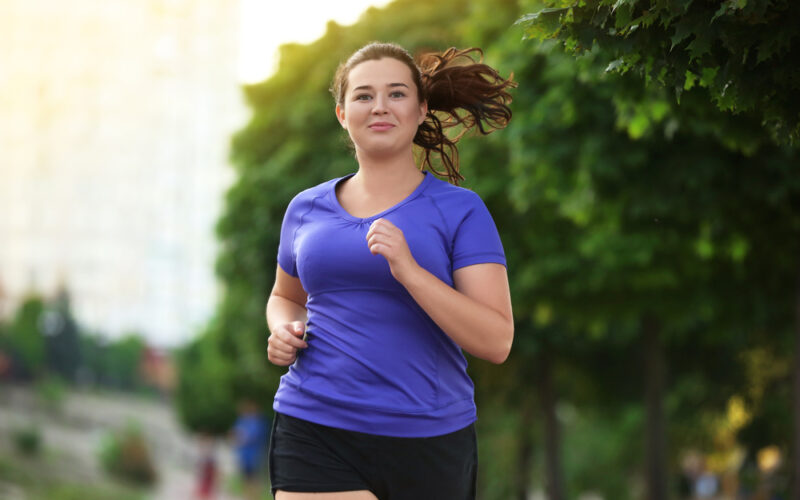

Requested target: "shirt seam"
[
  {"left": 422, "top": 193, "right": 454, "bottom": 267},
  {"left": 291, "top": 192, "right": 326, "bottom": 274}
]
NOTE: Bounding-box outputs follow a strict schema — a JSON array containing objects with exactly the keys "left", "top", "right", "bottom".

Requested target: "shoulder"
[
  {"left": 284, "top": 176, "right": 340, "bottom": 214},
  {"left": 423, "top": 175, "right": 492, "bottom": 218}
]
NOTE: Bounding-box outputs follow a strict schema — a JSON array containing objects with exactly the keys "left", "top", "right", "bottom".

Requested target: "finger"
[
  {"left": 272, "top": 326, "right": 307, "bottom": 349},
  {"left": 268, "top": 345, "right": 295, "bottom": 362},
  {"left": 267, "top": 340, "right": 295, "bottom": 360},
  {"left": 268, "top": 350, "right": 295, "bottom": 366},
  {"left": 289, "top": 321, "right": 306, "bottom": 337},
  {"left": 367, "top": 233, "right": 388, "bottom": 248},
  {"left": 278, "top": 328, "right": 308, "bottom": 349},
  {"left": 371, "top": 218, "right": 395, "bottom": 229},
  {"left": 268, "top": 335, "right": 298, "bottom": 355},
  {"left": 366, "top": 219, "right": 395, "bottom": 239},
  {"left": 368, "top": 242, "right": 388, "bottom": 256}
]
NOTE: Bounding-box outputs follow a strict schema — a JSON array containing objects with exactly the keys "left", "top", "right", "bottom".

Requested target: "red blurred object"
[{"left": 195, "top": 455, "right": 217, "bottom": 499}]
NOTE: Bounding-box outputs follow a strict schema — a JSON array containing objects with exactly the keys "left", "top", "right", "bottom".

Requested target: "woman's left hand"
[{"left": 366, "top": 218, "right": 419, "bottom": 282}]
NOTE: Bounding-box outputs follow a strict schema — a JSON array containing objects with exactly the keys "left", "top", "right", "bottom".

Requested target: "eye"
[
  {"left": 390, "top": 91, "right": 406, "bottom": 98},
  {"left": 355, "top": 94, "right": 372, "bottom": 101}
]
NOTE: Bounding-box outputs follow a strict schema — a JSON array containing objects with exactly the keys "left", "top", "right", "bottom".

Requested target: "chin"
[{"left": 355, "top": 141, "right": 404, "bottom": 158}]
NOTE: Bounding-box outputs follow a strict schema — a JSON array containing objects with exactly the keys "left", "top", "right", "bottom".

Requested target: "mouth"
[{"left": 368, "top": 122, "right": 395, "bottom": 131}]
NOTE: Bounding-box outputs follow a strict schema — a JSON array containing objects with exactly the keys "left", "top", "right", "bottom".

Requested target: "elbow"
[{"left": 487, "top": 323, "right": 514, "bottom": 365}]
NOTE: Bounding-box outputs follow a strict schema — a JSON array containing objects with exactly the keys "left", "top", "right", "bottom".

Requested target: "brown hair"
[{"left": 331, "top": 42, "right": 516, "bottom": 185}]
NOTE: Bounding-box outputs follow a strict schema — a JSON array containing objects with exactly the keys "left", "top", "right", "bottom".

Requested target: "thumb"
[{"left": 290, "top": 321, "right": 305, "bottom": 337}]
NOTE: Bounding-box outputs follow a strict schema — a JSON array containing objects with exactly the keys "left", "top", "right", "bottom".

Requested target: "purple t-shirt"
[{"left": 273, "top": 171, "right": 506, "bottom": 437}]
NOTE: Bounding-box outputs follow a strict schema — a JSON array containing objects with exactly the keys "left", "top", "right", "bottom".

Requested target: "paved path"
[{"left": 0, "top": 384, "right": 243, "bottom": 499}]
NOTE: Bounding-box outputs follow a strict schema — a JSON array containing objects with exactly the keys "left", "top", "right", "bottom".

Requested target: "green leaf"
[
  {"left": 710, "top": 3, "right": 729, "bottom": 23},
  {"left": 687, "top": 32, "right": 712, "bottom": 61},
  {"left": 670, "top": 22, "right": 693, "bottom": 50},
  {"left": 700, "top": 67, "right": 719, "bottom": 87},
  {"left": 684, "top": 70, "right": 697, "bottom": 90},
  {"left": 517, "top": 8, "right": 572, "bottom": 41},
  {"left": 614, "top": 3, "right": 634, "bottom": 30},
  {"left": 606, "top": 58, "right": 625, "bottom": 72}
]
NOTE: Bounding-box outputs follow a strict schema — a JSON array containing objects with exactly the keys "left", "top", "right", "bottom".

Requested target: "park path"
[{"left": 0, "top": 384, "right": 243, "bottom": 500}]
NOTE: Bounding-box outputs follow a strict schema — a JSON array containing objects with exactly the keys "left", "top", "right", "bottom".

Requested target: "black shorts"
[{"left": 268, "top": 412, "right": 477, "bottom": 499}]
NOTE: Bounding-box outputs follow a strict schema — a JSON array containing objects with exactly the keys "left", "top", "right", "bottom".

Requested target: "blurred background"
[{"left": 0, "top": 0, "right": 797, "bottom": 499}]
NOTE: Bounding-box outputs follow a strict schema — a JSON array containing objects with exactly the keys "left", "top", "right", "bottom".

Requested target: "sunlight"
[{"left": 238, "top": 0, "right": 394, "bottom": 84}]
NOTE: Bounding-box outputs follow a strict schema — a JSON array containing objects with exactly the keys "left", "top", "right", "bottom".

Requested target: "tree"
[
  {"left": 516, "top": 0, "right": 800, "bottom": 145},
  {"left": 518, "top": 2, "right": 800, "bottom": 497},
  {"left": 4, "top": 295, "right": 46, "bottom": 379},
  {"left": 42, "top": 287, "right": 82, "bottom": 382},
  {"left": 175, "top": 328, "right": 237, "bottom": 434}
]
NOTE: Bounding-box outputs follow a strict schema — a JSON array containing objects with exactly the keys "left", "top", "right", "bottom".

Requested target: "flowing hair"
[{"left": 331, "top": 42, "right": 516, "bottom": 185}]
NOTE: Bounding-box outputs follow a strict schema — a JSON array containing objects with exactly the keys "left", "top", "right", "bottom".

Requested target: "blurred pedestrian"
[
  {"left": 233, "top": 399, "right": 268, "bottom": 500},
  {"left": 195, "top": 432, "right": 218, "bottom": 499}
]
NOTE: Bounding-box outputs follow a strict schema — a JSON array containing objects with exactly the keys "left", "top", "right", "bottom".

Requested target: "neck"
[{"left": 351, "top": 148, "right": 423, "bottom": 193}]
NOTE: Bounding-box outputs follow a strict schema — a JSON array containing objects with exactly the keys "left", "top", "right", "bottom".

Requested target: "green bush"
[
  {"left": 35, "top": 375, "right": 66, "bottom": 412},
  {"left": 12, "top": 424, "right": 42, "bottom": 456},
  {"left": 97, "top": 424, "right": 157, "bottom": 486}
]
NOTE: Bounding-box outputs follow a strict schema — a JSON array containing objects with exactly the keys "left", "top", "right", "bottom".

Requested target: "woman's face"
[{"left": 336, "top": 57, "right": 428, "bottom": 159}]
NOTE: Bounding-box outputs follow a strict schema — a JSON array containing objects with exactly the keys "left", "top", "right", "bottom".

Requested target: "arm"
[
  {"left": 366, "top": 219, "right": 514, "bottom": 364},
  {"left": 266, "top": 266, "right": 309, "bottom": 366}
]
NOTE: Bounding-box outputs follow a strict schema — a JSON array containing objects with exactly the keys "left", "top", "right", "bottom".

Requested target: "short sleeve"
[
  {"left": 451, "top": 191, "right": 506, "bottom": 270},
  {"left": 276, "top": 195, "right": 304, "bottom": 277}
]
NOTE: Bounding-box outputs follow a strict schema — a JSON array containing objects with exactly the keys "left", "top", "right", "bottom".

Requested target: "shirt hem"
[{"left": 273, "top": 387, "right": 477, "bottom": 438}]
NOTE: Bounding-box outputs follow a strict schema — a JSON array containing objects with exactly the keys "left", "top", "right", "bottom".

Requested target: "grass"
[{"left": 0, "top": 451, "right": 147, "bottom": 500}]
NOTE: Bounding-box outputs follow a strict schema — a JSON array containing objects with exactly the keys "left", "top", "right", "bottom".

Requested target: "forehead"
[{"left": 347, "top": 58, "right": 416, "bottom": 91}]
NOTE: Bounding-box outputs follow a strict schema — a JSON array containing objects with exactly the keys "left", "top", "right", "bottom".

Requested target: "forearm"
[
  {"left": 266, "top": 294, "right": 307, "bottom": 333},
  {"left": 398, "top": 265, "right": 513, "bottom": 364}
]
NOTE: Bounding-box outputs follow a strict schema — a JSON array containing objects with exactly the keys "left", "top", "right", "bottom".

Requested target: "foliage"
[
  {"left": 517, "top": 0, "right": 800, "bottom": 146},
  {"left": 4, "top": 294, "right": 46, "bottom": 378},
  {"left": 0, "top": 290, "right": 147, "bottom": 393},
  {"left": 0, "top": 454, "right": 145, "bottom": 500},
  {"left": 515, "top": 1, "right": 799, "bottom": 496},
  {"left": 98, "top": 422, "right": 158, "bottom": 486},
  {"left": 80, "top": 333, "right": 146, "bottom": 391},
  {"left": 42, "top": 289, "right": 82, "bottom": 383},
  {"left": 34, "top": 374, "right": 67, "bottom": 412},
  {"left": 11, "top": 424, "right": 42, "bottom": 456},
  {"left": 174, "top": 327, "right": 237, "bottom": 434}
]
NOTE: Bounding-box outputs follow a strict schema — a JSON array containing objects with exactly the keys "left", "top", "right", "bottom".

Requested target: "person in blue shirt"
[
  {"left": 232, "top": 399, "right": 268, "bottom": 500},
  {"left": 265, "top": 42, "right": 515, "bottom": 500}
]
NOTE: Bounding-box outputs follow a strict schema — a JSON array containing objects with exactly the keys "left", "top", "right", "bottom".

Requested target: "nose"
[{"left": 371, "top": 94, "right": 388, "bottom": 114}]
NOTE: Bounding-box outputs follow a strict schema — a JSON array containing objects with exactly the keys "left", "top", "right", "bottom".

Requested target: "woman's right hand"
[{"left": 267, "top": 321, "right": 308, "bottom": 366}]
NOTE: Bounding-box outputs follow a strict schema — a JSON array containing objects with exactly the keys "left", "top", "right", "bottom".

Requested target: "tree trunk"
[
  {"left": 793, "top": 266, "right": 800, "bottom": 500},
  {"left": 644, "top": 315, "right": 667, "bottom": 500},
  {"left": 538, "top": 351, "right": 566, "bottom": 500},
  {"left": 516, "top": 396, "right": 535, "bottom": 500}
]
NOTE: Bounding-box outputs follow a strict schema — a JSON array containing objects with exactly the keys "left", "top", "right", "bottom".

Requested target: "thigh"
[{"left": 276, "top": 491, "right": 378, "bottom": 500}]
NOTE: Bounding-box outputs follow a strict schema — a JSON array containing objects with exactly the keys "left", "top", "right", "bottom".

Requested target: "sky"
[{"left": 238, "top": 0, "right": 394, "bottom": 83}]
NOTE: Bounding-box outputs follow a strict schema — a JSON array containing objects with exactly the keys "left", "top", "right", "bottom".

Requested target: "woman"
[{"left": 266, "top": 42, "right": 515, "bottom": 500}]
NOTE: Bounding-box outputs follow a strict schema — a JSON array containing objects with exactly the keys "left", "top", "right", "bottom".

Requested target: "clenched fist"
[{"left": 267, "top": 321, "right": 308, "bottom": 366}]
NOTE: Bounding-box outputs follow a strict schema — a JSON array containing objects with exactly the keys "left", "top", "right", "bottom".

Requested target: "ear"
[
  {"left": 418, "top": 100, "right": 428, "bottom": 125},
  {"left": 335, "top": 104, "right": 347, "bottom": 129}
]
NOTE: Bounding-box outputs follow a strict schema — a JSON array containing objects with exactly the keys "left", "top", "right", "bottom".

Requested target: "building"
[{"left": 0, "top": 0, "right": 247, "bottom": 346}]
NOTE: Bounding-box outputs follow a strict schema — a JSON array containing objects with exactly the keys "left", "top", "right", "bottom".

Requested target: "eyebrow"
[{"left": 351, "top": 83, "right": 410, "bottom": 92}]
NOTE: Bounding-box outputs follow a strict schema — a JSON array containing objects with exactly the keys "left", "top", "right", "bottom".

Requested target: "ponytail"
[{"left": 416, "top": 47, "right": 516, "bottom": 185}]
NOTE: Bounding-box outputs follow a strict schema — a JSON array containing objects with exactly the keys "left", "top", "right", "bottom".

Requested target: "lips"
[{"left": 368, "top": 122, "right": 395, "bottom": 131}]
